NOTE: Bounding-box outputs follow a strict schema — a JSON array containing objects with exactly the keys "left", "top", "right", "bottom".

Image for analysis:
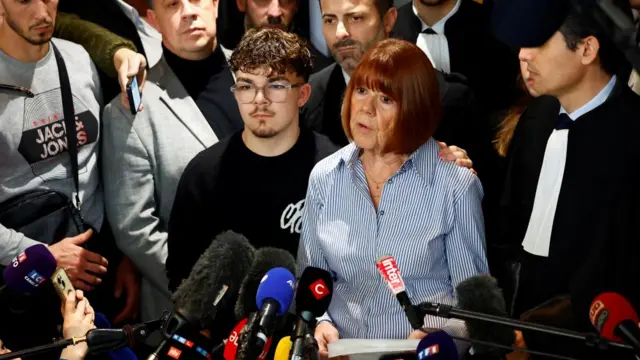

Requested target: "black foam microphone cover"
[
  {"left": 172, "top": 230, "right": 256, "bottom": 329},
  {"left": 455, "top": 275, "right": 516, "bottom": 353},
  {"left": 234, "top": 247, "right": 296, "bottom": 320}
]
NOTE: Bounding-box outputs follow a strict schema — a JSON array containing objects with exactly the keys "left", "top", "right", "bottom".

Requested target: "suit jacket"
[
  {"left": 392, "top": 0, "right": 518, "bottom": 112},
  {"left": 497, "top": 80, "right": 640, "bottom": 359},
  {"left": 101, "top": 56, "right": 237, "bottom": 323}
]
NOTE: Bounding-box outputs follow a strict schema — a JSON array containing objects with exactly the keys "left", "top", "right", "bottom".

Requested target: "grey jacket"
[{"left": 101, "top": 51, "right": 235, "bottom": 322}]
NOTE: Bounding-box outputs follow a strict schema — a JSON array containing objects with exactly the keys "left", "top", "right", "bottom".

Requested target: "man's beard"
[
  {"left": 250, "top": 126, "right": 278, "bottom": 138},
  {"left": 7, "top": 17, "right": 52, "bottom": 45},
  {"left": 330, "top": 31, "right": 384, "bottom": 73},
  {"left": 247, "top": 16, "right": 291, "bottom": 31},
  {"left": 330, "top": 38, "right": 366, "bottom": 73}
]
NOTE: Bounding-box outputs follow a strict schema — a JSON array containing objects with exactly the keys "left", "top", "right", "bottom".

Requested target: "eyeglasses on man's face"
[{"left": 230, "top": 82, "right": 304, "bottom": 104}]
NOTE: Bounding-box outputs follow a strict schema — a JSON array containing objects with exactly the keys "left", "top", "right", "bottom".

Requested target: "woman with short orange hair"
[{"left": 297, "top": 39, "right": 488, "bottom": 358}]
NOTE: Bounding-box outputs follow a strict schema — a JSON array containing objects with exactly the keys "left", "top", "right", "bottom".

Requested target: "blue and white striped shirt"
[{"left": 297, "top": 138, "right": 489, "bottom": 345}]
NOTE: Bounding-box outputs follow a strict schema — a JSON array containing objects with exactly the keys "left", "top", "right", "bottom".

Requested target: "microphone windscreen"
[
  {"left": 235, "top": 247, "right": 296, "bottom": 319},
  {"left": 256, "top": 267, "right": 296, "bottom": 315},
  {"left": 274, "top": 336, "right": 292, "bottom": 360},
  {"left": 590, "top": 292, "right": 640, "bottom": 342},
  {"left": 295, "top": 267, "right": 334, "bottom": 317},
  {"left": 172, "top": 231, "right": 256, "bottom": 326},
  {"left": 3, "top": 244, "right": 57, "bottom": 294},
  {"left": 455, "top": 275, "right": 515, "bottom": 351},
  {"left": 416, "top": 331, "right": 458, "bottom": 359}
]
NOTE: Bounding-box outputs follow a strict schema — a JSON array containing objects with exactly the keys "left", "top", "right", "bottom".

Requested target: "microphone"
[
  {"left": 2, "top": 244, "right": 57, "bottom": 293},
  {"left": 94, "top": 313, "right": 138, "bottom": 360},
  {"left": 415, "top": 275, "right": 634, "bottom": 353},
  {"left": 254, "top": 268, "right": 296, "bottom": 349},
  {"left": 150, "top": 231, "right": 256, "bottom": 360},
  {"left": 235, "top": 247, "right": 297, "bottom": 319},
  {"left": 275, "top": 336, "right": 292, "bottom": 360},
  {"left": 171, "top": 230, "right": 256, "bottom": 331},
  {"left": 224, "top": 318, "right": 248, "bottom": 360},
  {"left": 590, "top": 292, "right": 640, "bottom": 355},
  {"left": 376, "top": 255, "right": 423, "bottom": 330},
  {"left": 455, "top": 275, "right": 515, "bottom": 353},
  {"left": 236, "top": 312, "right": 273, "bottom": 360},
  {"left": 289, "top": 267, "right": 333, "bottom": 360},
  {"left": 0, "top": 244, "right": 58, "bottom": 316},
  {"left": 416, "top": 331, "right": 459, "bottom": 359}
]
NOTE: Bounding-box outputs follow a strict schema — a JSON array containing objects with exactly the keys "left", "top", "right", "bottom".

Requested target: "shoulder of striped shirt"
[
  {"left": 310, "top": 143, "right": 356, "bottom": 178},
  {"left": 429, "top": 150, "right": 483, "bottom": 201}
]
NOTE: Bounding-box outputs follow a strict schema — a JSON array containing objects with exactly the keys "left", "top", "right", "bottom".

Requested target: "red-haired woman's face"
[{"left": 349, "top": 85, "right": 398, "bottom": 152}]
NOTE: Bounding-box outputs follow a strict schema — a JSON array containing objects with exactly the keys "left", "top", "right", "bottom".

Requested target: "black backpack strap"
[{"left": 51, "top": 42, "right": 81, "bottom": 212}]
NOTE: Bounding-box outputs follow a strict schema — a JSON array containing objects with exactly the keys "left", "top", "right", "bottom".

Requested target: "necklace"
[{"left": 363, "top": 164, "right": 388, "bottom": 191}]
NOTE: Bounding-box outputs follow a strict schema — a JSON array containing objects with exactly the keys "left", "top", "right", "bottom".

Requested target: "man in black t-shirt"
[{"left": 166, "top": 28, "right": 338, "bottom": 294}]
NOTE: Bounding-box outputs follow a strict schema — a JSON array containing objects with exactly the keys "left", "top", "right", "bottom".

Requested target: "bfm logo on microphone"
[
  {"left": 376, "top": 255, "right": 405, "bottom": 295},
  {"left": 310, "top": 279, "right": 329, "bottom": 300},
  {"left": 417, "top": 344, "right": 440, "bottom": 359}
]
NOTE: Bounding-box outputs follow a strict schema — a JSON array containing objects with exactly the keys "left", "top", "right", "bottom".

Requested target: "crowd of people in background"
[{"left": 0, "top": 0, "right": 640, "bottom": 359}]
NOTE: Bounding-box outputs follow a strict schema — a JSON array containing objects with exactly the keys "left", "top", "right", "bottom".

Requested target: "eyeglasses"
[
  {"left": 0, "top": 84, "right": 34, "bottom": 98},
  {"left": 230, "top": 82, "right": 304, "bottom": 104}
]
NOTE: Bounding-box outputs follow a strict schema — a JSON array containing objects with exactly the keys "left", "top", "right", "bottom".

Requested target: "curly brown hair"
[{"left": 229, "top": 28, "right": 314, "bottom": 82}]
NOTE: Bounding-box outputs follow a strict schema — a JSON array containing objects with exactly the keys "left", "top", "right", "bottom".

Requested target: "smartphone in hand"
[
  {"left": 52, "top": 268, "right": 75, "bottom": 301},
  {"left": 127, "top": 77, "right": 142, "bottom": 115}
]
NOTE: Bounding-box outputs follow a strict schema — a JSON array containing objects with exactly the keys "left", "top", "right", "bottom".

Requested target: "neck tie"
[
  {"left": 556, "top": 113, "right": 573, "bottom": 130},
  {"left": 422, "top": 28, "right": 437, "bottom": 35}
]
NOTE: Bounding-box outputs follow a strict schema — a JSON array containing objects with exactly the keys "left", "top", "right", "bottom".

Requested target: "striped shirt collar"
[{"left": 336, "top": 138, "right": 438, "bottom": 186}]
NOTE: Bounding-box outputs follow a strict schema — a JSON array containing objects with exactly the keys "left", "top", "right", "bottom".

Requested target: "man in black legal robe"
[
  {"left": 493, "top": 0, "right": 640, "bottom": 358},
  {"left": 392, "top": 0, "right": 518, "bottom": 114}
]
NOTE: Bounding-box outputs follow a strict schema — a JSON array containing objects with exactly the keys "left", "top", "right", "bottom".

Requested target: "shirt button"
[
  {"left": 380, "top": 210, "right": 385, "bottom": 216},
  {"left": 388, "top": 179, "right": 393, "bottom": 184}
]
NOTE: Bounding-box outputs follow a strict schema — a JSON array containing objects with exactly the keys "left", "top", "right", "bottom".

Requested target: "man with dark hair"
[
  {"left": 392, "top": 0, "right": 518, "bottom": 113},
  {"left": 493, "top": 0, "right": 640, "bottom": 358},
  {"left": 218, "top": 0, "right": 333, "bottom": 72},
  {"left": 166, "top": 28, "right": 338, "bottom": 307}
]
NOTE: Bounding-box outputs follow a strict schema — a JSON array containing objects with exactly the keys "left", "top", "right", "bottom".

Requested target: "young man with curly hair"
[{"left": 166, "top": 27, "right": 338, "bottom": 293}]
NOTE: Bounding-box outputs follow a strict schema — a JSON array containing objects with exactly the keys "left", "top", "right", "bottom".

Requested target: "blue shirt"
[{"left": 297, "top": 138, "right": 489, "bottom": 342}]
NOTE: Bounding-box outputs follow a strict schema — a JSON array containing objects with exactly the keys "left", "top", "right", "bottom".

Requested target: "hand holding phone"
[
  {"left": 52, "top": 268, "right": 76, "bottom": 301},
  {"left": 127, "top": 77, "right": 142, "bottom": 115}
]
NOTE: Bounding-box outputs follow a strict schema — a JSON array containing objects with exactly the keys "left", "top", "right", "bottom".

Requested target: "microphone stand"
[
  {"left": 0, "top": 337, "right": 84, "bottom": 360},
  {"left": 416, "top": 302, "right": 634, "bottom": 352},
  {"left": 303, "top": 332, "right": 320, "bottom": 360}
]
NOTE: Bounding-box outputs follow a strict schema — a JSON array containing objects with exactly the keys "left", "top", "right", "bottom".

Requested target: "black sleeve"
[{"left": 166, "top": 153, "right": 223, "bottom": 292}]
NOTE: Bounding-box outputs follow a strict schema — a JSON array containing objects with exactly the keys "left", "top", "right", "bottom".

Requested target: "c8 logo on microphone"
[{"left": 310, "top": 279, "right": 329, "bottom": 300}]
